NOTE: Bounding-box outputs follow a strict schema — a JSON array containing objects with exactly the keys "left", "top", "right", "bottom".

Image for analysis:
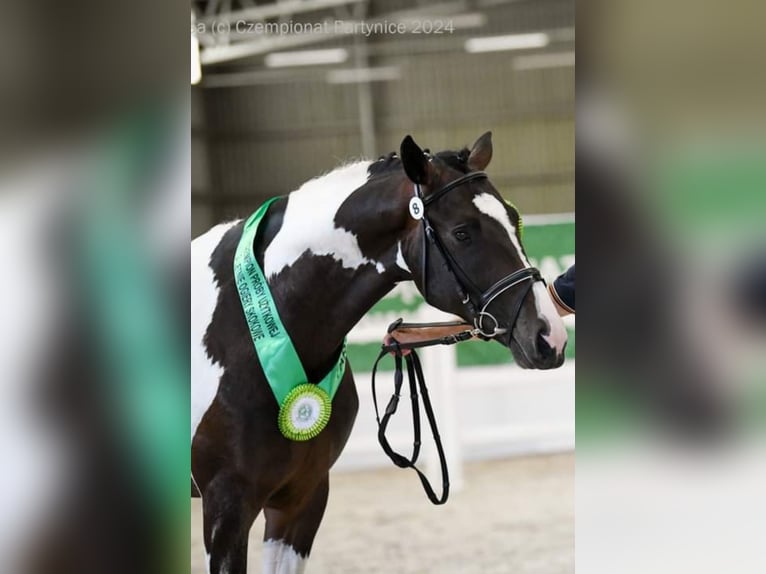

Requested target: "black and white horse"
[{"left": 191, "top": 132, "right": 567, "bottom": 573}]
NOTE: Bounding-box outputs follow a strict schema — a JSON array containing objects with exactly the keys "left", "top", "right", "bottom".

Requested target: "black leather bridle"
[
  {"left": 370, "top": 170, "right": 547, "bottom": 506},
  {"left": 414, "top": 170, "right": 544, "bottom": 338}
]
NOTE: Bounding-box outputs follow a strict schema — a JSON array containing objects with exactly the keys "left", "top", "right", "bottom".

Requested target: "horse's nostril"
[{"left": 536, "top": 331, "right": 554, "bottom": 357}]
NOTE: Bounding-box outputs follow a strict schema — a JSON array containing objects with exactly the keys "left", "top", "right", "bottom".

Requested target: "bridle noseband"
[{"left": 413, "top": 171, "right": 544, "bottom": 339}]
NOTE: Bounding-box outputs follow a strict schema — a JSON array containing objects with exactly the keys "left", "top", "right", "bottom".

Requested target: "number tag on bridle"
[{"left": 409, "top": 197, "right": 424, "bottom": 220}]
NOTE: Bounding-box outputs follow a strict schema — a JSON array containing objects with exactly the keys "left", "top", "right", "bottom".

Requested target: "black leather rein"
[{"left": 371, "top": 335, "right": 449, "bottom": 505}]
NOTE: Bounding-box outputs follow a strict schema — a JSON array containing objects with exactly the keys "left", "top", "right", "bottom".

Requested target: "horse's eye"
[{"left": 453, "top": 228, "right": 470, "bottom": 242}]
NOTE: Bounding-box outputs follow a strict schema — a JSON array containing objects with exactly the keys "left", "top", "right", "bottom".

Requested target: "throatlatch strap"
[{"left": 371, "top": 347, "right": 450, "bottom": 505}]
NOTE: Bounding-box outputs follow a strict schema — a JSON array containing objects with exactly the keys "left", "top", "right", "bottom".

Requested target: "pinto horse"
[{"left": 191, "top": 132, "right": 567, "bottom": 573}]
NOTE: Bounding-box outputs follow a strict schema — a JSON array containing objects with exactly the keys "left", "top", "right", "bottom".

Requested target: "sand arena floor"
[{"left": 191, "top": 453, "right": 573, "bottom": 574}]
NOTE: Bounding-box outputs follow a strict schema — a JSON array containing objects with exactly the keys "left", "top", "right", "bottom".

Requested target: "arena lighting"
[
  {"left": 464, "top": 32, "right": 549, "bottom": 54},
  {"left": 514, "top": 51, "right": 575, "bottom": 70},
  {"left": 264, "top": 48, "right": 349, "bottom": 68},
  {"left": 326, "top": 66, "right": 401, "bottom": 84}
]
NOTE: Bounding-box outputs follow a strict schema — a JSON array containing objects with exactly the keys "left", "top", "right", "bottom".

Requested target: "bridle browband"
[
  {"left": 371, "top": 169, "right": 546, "bottom": 506},
  {"left": 415, "top": 171, "right": 544, "bottom": 338}
]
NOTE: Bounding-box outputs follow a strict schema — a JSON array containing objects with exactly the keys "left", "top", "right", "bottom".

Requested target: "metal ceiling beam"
[
  {"left": 199, "top": 0, "right": 477, "bottom": 65},
  {"left": 200, "top": 0, "right": 367, "bottom": 25},
  {"left": 201, "top": 30, "right": 339, "bottom": 65}
]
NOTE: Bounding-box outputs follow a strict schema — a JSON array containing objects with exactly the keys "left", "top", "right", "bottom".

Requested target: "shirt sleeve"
[{"left": 551, "top": 264, "right": 575, "bottom": 313}]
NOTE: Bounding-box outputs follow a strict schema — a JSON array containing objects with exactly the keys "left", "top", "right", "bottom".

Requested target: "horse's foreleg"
[
  {"left": 261, "top": 477, "right": 329, "bottom": 574},
  {"left": 202, "top": 471, "right": 262, "bottom": 574}
]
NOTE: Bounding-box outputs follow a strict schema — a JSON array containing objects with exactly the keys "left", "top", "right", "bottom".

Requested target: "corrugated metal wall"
[{"left": 192, "top": 0, "right": 574, "bottom": 237}]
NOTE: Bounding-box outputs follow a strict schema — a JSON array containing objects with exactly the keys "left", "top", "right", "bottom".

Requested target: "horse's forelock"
[
  {"left": 433, "top": 148, "right": 472, "bottom": 173},
  {"left": 367, "top": 146, "right": 474, "bottom": 179}
]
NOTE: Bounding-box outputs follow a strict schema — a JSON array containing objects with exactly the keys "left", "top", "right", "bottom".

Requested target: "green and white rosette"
[
  {"left": 278, "top": 384, "right": 332, "bottom": 440},
  {"left": 234, "top": 197, "right": 347, "bottom": 442}
]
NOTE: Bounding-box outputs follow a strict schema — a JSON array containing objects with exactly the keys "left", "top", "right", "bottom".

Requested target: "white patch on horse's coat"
[
  {"left": 396, "top": 241, "right": 411, "bottom": 273},
  {"left": 472, "top": 193, "right": 530, "bottom": 266},
  {"left": 532, "top": 281, "right": 569, "bottom": 353},
  {"left": 472, "top": 193, "right": 568, "bottom": 355},
  {"left": 191, "top": 220, "right": 234, "bottom": 442},
  {"left": 264, "top": 161, "right": 385, "bottom": 278},
  {"left": 262, "top": 539, "right": 307, "bottom": 574}
]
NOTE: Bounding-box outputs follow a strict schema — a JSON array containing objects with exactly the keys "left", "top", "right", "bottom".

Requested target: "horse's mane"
[{"left": 367, "top": 147, "right": 472, "bottom": 177}]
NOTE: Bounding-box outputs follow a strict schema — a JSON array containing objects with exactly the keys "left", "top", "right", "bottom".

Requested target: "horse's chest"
[
  {"left": 192, "top": 219, "right": 360, "bottom": 493},
  {"left": 194, "top": 358, "right": 358, "bottom": 484}
]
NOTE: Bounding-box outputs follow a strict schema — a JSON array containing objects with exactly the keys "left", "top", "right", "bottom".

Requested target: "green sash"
[{"left": 234, "top": 197, "right": 347, "bottom": 440}]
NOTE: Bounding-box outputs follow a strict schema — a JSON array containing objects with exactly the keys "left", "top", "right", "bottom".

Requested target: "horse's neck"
[
  {"left": 278, "top": 264, "right": 397, "bottom": 378},
  {"left": 262, "top": 169, "right": 412, "bottom": 380}
]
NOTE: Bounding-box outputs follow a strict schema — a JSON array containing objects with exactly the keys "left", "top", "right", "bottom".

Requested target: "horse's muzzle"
[{"left": 507, "top": 323, "right": 566, "bottom": 370}]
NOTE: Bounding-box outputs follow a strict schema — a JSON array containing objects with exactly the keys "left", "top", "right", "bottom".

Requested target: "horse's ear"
[
  {"left": 400, "top": 135, "right": 433, "bottom": 185},
  {"left": 467, "top": 131, "right": 493, "bottom": 171}
]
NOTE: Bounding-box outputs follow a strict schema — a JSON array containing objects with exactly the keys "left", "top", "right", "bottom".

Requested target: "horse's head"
[{"left": 398, "top": 132, "right": 567, "bottom": 369}]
